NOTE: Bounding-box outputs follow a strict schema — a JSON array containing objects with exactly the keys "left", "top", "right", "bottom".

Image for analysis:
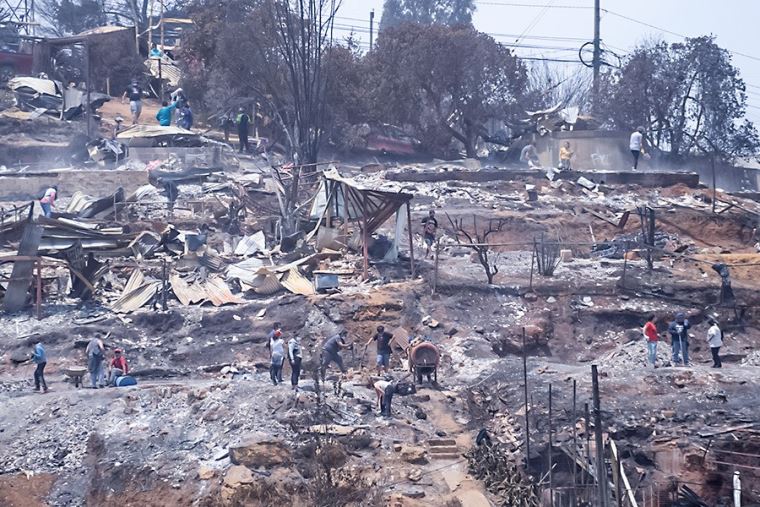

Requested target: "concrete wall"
[
  {"left": 0, "top": 170, "right": 148, "bottom": 201},
  {"left": 532, "top": 130, "right": 633, "bottom": 171}
]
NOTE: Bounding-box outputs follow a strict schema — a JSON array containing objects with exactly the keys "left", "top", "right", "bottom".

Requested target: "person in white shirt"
[
  {"left": 629, "top": 127, "right": 645, "bottom": 170},
  {"left": 39, "top": 185, "right": 58, "bottom": 217},
  {"left": 288, "top": 336, "right": 302, "bottom": 390},
  {"left": 269, "top": 329, "right": 285, "bottom": 385},
  {"left": 707, "top": 318, "right": 723, "bottom": 368}
]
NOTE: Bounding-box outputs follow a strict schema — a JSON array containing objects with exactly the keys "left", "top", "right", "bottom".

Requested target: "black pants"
[
  {"left": 711, "top": 346, "right": 722, "bottom": 368},
  {"left": 631, "top": 149, "right": 640, "bottom": 169},
  {"left": 290, "top": 357, "right": 302, "bottom": 387},
  {"left": 381, "top": 384, "right": 395, "bottom": 416},
  {"left": 238, "top": 129, "right": 249, "bottom": 152},
  {"left": 34, "top": 362, "right": 47, "bottom": 390}
]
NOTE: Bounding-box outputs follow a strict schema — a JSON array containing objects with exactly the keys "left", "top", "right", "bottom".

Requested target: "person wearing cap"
[
  {"left": 108, "top": 349, "right": 129, "bottom": 386},
  {"left": 668, "top": 312, "right": 691, "bottom": 366},
  {"left": 122, "top": 79, "right": 143, "bottom": 125},
  {"left": 707, "top": 318, "right": 723, "bottom": 368},
  {"left": 268, "top": 322, "right": 285, "bottom": 385}
]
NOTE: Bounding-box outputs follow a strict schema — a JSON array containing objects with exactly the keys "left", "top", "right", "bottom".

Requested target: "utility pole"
[
  {"left": 369, "top": 9, "right": 375, "bottom": 50},
  {"left": 593, "top": 0, "right": 601, "bottom": 108},
  {"left": 522, "top": 328, "right": 530, "bottom": 470}
]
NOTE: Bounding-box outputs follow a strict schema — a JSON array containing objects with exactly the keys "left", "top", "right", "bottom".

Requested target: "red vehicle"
[
  {"left": 0, "top": 23, "right": 34, "bottom": 81},
  {"left": 0, "top": 50, "right": 33, "bottom": 81}
]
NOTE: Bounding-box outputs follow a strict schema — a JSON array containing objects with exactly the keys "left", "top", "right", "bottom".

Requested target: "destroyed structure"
[{"left": 1, "top": 16, "right": 760, "bottom": 507}]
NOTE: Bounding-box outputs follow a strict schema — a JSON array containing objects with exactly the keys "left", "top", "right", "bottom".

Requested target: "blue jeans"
[
  {"left": 672, "top": 339, "right": 689, "bottom": 365},
  {"left": 40, "top": 202, "right": 51, "bottom": 217},
  {"left": 647, "top": 341, "right": 657, "bottom": 366}
]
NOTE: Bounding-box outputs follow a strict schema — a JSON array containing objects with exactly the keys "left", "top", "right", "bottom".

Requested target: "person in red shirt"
[
  {"left": 643, "top": 315, "right": 659, "bottom": 368},
  {"left": 108, "top": 349, "right": 129, "bottom": 386}
]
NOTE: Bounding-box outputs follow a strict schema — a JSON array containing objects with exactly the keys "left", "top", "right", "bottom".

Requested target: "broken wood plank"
[{"left": 698, "top": 422, "right": 757, "bottom": 438}]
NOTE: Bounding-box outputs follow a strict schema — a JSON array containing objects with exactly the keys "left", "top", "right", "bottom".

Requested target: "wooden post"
[
  {"left": 362, "top": 194, "right": 369, "bottom": 280},
  {"left": 529, "top": 246, "right": 536, "bottom": 291},
  {"left": 406, "top": 201, "right": 415, "bottom": 278},
  {"left": 592, "top": 365, "right": 609, "bottom": 506},
  {"left": 711, "top": 154, "right": 717, "bottom": 214},
  {"left": 35, "top": 259, "right": 42, "bottom": 320}
]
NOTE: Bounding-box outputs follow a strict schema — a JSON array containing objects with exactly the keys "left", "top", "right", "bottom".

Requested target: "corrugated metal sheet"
[
  {"left": 234, "top": 231, "right": 266, "bottom": 256},
  {"left": 3, "top": 224, "right": 42, "bottom": 313},
  {"left": 242, "top": 268, "right": 283, "bottom": 295},
  {"left": 280, "top": 268, "right": 315, "bottom": 296},
  {"left": 111, "top": 281, "right": 160, "bottom": 314},
  {"left": 170, "top": 274, "right": 204, "bottom": 306},
  {"left": 204, "top": 277, "right": 244, "bottom": 306},
  {"left": 124, "top": 269, "right": 145, "bottom": 293},
  {"left": 116, "top": 124, "right": 194, "bottom": 140}
]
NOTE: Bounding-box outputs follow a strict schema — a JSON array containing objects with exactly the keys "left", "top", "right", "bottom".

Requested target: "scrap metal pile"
[{"left": 466, "top": 439, "right": 541, "bottom": 507}]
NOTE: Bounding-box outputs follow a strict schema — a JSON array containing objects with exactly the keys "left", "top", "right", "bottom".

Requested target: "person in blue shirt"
[
  {"left": 149, "top": 44, "right": 162, "bottom": 58},
  {"left": 31, "top": 342, "right": 47, "bottom": 393},
  {"left": 155, "top": 101, "right": 177, "bottom": 126}
]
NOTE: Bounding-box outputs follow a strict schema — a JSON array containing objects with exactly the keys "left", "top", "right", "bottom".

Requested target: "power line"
[
  {"left": 513, "top": 0, "right": 555, "bottom": 47},
  {"left": 474, "top": 1, "right": 592, "bottom": 8},
  {"left": 602, "top": 8, "right": 760, "bottom": 64}
]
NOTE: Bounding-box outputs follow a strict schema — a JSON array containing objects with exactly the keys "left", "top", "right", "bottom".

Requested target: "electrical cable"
[{"left": 513, "top": 0, "right": 554, "bottom": 47}]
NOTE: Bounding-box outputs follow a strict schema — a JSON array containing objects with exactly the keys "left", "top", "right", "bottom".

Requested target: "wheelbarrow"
[
  {"left": 408, "top": 340, "right": 440, "bottom": 384},
  {"left": 63, "top": 366, "right": 87, "bottom": 388}
]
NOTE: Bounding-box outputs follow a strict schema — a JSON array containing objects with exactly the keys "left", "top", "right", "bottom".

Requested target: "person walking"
[
  {"left": 288, "top": 335, "right": 302, "bottom": 390},
  {"left": 668, "top": 313, "right": 691, "bottom": 366},
  {"left": 31, "top": 342, "right": 48, "bottom": 393},
  {"left": 707, "top": 318, "right": 723, "bottom": 368},
  {"left": 365, "top": 325, "right": 393, "bottom": 375},
  {"left": 629, "top": 126, "right": 646, "bottom": 170},
  {"left": 122, "top": 80, "right": 143, "bottom": 125},
  {"left": 86, "top": 336, "right": 106, "bottom": 388},
  {"left": 643, "top": 314, "right": 659, "bottom": 368},
  {"left": 421, "top": 209, "right": 438, "bottom": 259},
  {"left": 320, "top": 330, "right": 350, "bottom": 381},
  {"left": 39, "top": 185, "right": 57, "bottom": 218},
  {"left": 237, "top": 107, "right": 251, "bottom": 153}
]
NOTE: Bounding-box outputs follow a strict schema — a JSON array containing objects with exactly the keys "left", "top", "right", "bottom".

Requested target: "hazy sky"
[{"left": 336, "top": 0, "right": 760, "bottom": 125}]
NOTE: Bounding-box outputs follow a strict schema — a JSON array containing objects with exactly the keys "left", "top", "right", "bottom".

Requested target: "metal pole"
[
  {"left": 549, "top": 383, "right": 554, "bottom": 507},
  {"left": 161, "top": 258, "right": 168, "bottom": 311},
  {"left": 592, "top": 365, "right": 608, "bottom": 506},
  {"left": 592, "top": 0, "right": 601, "bottom": 108},
  {"left": 529, "top": 245, "right": 535, "bottom": 291},
  {"left": 362, "top": 194, "right": 369, "bottom": 280},
  {"left": 585, "top": 402, "right": 591, "bottom": 504},
  {"left": 85, "top": 40, "right": 91, "bottom": 139},
  {"left": 572, "top": 379, "right": 578, "bottom": 507},
  {"left": 369, "top": 9, "right": 375, "bottom": 50},
  {"left": 432, "top": 239, "right": 440, "bottom": 295},
  {"left": 523, "top": 328, "right": 530, "bottom": 469},
  {"left": 406, "top": 201, "right": 415, "bottom": 278},
  {"left": 36, "top": 259, "right": 42, "bottom": 320}
]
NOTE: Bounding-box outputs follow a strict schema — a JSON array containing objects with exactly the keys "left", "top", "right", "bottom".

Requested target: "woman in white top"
[
  {"left": 269, "top": 330, "right": 285, "bottom": 385},
  {"left": 707, "top": 318, "right": 723, "bottom": 368}
]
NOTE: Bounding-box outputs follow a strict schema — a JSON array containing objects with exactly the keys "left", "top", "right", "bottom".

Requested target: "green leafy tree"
[
  {"left": 39, "top": 0, "right": 108, "bottom": 36},
  {"left": 379, "top": 0, "right": 475, "bottom": 31},
  {"left": 598, "top": 36, "right": 759, "bottom": 161},
  {"left": 368, "top": 23, "right": 527, "bottom": 157}
]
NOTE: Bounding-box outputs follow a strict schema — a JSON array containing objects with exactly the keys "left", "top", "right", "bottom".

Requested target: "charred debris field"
[{"left": 0, "top": 148, "right": 759, "bottom": 507}]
